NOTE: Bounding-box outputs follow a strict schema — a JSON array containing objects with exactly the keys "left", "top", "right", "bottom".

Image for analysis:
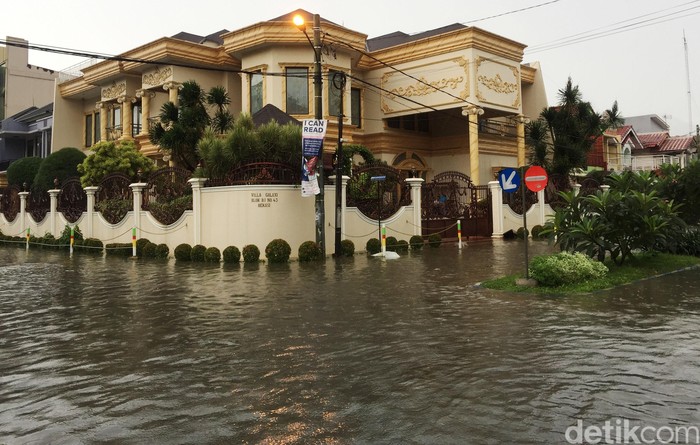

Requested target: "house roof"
[
  {"left": 638, "top": 132, "right": 669, "bottom": 149},
  {"left": 367, "top": 23, "right": 467, "bottom": 51},
  {"left": 171, "top": 29, "right": 229, "bottom": 46},
  {"left": 252, "top": 104, "right": 300, "bottom": 127},
  {"left": 659, "top": 135, "right": 695, "bottom": 153}
]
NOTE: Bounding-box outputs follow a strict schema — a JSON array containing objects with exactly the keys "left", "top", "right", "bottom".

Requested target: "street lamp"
[{"left": 294, "top": 13, "right": 326, "bottom": 257}]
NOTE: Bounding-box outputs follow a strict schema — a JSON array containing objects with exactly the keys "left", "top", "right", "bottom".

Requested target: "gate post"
[
  {"left": 341, "top": 175, "right": 350, "bottom": 239},
  {"left": 188, "top": 178, "right": 208, "bottom": 246},
  {"left": 129, "top": 182, "right": 148, "bottom": 242},
  {"left": 406, "top": 178, "right": 424, "bottom": 235},
  {"left": 488, "top": 181, "right": 504, "bottom": 237},
  {"left": 19, "top": 191, "right": 29, "bottom": 234},
  {"left": 84, "top": 186, "right": 99, "bottom": 239},
  {"left": 48, "top": 188, "right": 60, "bottom": 237},
  {"left": 537, "top": 189, "right": 546, "bottom": 227}
]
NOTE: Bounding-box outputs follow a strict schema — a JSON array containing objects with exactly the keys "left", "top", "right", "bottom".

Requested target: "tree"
[
  {"left": 6, "top": 157, "right": 43, "bottom": 189},
  {"left": 150, "top": 81, "right": 233, "bottom": 171},
  {"left": 33, "top": 147, "right": 86, "bottom": 192},
  {"left": 77, "top": 140, "right": 157, "bottom": 187},
  {"left": 526, "top": 77, "right": 623, "bottom": 177}
]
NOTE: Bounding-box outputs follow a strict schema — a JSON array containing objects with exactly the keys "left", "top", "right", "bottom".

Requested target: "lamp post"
[{"left": 294, "top": 13, "right": 326, "bottom": 256}]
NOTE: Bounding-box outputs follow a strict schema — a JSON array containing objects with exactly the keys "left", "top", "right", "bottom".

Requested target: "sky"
[{"left": 4, "top": 0, "right": 700, "bottom": 136}]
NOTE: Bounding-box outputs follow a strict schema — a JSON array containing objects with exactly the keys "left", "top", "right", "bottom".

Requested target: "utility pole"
[{"left": 312, "top": 14, "right": 326, "bottom": 256}]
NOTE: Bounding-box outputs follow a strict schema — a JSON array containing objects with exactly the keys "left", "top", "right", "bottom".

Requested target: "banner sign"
[{"left": 301, "top": 119, "right": 328, "bottom": 197}]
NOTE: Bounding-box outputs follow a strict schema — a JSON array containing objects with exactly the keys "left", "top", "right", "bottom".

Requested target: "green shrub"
[
  {"left": 191, "top": 244, "right": 206, "bottom": 262},
  {"left": 205, "top": 247, "right": 221, "bottom": 263},
  {"left": 242, "top": 244, "right": 260, "bottom": 263},
  {"left": 155, "top": 243, "right": 170, "bottom": 259},
  {"left": 428, "top": 233, "right": 442, "bottom": 248},
  {"left": 143, "top": 242, "right": 157, "bottom": 258},
  {"left": 340, "top": 239, "right": 355, "bottom": 257},
  {"left": 77, "top": 140, "right": 156, "bottom": 187},
  {"left": 7, "top": 157, "right": 43, "bottom": 189},
  {"left": 396, "top": 239, "right": 409, "bottom": 254},
  {"left": 265, "top": 239, "right": 291, "bottom": 263},
  {"left": 223, "top": 246, "right": 241, "bottom": 263},
  {"left": 385, "top": 236, "right": 398, "bottom": 252},
  {"left": 59, "top": 225, "right": 83, "bottom": 246},
  {"left": 105, "top": 242, "right": 132, "bottom": 256},
  {"left": 298, "top": 241, "right": 323, "bottom": 262},
  {"left": 529, "top": 252, "right": 608, "bottom": 287},
  {"left": 530, "top": 225, "right": 545, "bottom": 239},
  {"left": 79, "top": 238, "right": 103, "bottom": 254},
  {"left": 174, "top": 243, "right": 192, "bottom": 261},
  {"left": 366, "top": 238, "right": 381, "bottom": 255},
  {"left": 33, "top": 147, "right": 86, "bottom": 192},
  {"left": 409, "top": 235, "right": 424, "bottom": 250},
  {"left": 136, "top": 238, "right": 151, "bottom": 257},
  {"left": 516, "top": 227, "right": 528, "bottom": 239},
  {"left": 95, "top": 198, "right": 132, "bottom": 224}
]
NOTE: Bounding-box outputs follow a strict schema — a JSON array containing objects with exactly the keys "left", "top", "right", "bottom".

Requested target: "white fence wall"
[{"left": 1, "top": 178, "right": 425, "bottom": 260}]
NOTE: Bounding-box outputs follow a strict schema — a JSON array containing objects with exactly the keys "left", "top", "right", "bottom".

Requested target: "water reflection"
[{"left": 0, "top": 241, "right": 698, "bottom": 444}]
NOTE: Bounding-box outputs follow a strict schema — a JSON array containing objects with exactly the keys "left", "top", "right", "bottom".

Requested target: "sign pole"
[{"left": 521, "top": 166, "right": 529, "bottom": 280}]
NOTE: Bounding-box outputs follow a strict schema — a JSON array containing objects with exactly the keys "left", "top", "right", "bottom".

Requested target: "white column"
[
  {"left": 537, "top": 189, "right": 546, "bottom": 227},
  {"left": 341, "top": 175, "right": 350, "bottom": 238},
  {"left": 19, "top": 191, "right": 29, "bottom": 233},
  {"left": 406, "top": 178, "right": 425, "bottom": 236},
  {"left": 188, "top": 178, "right": 207, "bottom": 246},
  {"left": 135, "top": 89, "right": 155, "bottom": 136},
  {"left": 489, "top": 180, "right": 504, "bottom": 237},
  {"left": 118, "top": 96, "right": 133, "bottom": 140},
  {"left": 84, "top": 186, "right": 99, "bottom": 238},
  {"left": 163, "top": 81, "right": 181, "bottom": 106},
  {"left": 573, "top": 184, "right": 581, "bottom": 196},
  {"left": 130, "top": 182, "right": 148, "bottom": 239},
  {"left": 48, "top": 189, "right": 60, "bottom": 237}
]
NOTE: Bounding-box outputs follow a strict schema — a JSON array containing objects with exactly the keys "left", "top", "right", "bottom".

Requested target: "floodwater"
[{"left": 1, "top": 240, "right": 699, "bottom": 444}]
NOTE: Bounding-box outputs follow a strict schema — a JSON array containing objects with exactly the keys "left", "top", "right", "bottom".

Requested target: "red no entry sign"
[{"left": 524, "top": 166, "right": 548, "bottom": 192}]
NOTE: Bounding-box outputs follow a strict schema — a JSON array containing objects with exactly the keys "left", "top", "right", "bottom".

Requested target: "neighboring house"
[
  {"left": 587, "top": 125, "right": 644, "bottom": 172},
  {"left": 624, "top": 114, "right": 670, "bottom": 134},
  {"left": 53, "top": 9, "right": 548, "bottom": 185},
  {"left": 0, "top": 103, "right": 53, "bottom": 186},
  {"left": 634, "top": 131, "right": 695, "bottom": 171},
  {"left": 0, "top": 37, "right": 58, "bottom": 121}
]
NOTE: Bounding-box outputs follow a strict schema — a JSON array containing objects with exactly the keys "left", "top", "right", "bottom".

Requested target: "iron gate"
[{"left": 422, "top": 171, "right": 492, "bottom": 239}]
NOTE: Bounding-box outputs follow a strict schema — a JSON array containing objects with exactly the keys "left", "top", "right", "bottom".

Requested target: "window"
[
  {"left": 94, "top": 112, "right": 101, "bottom": 143},
  {"left": 250, "top": 71, "right": 263, "bottom": 115},
  {"left": 286, "top": 67, "right": 308, "bottom": 115},
  {"left": 328, "top": 70, "right": 344, "bottom": 118},
  {"left": 351, "top": 88, "right": 361, "bottom": 127},
  {"left": 385, "top": 113, "right": 430, "bottom": 133},
  {"left": 132, "top": 101, "right": 142, "bottom": 137},
  {"left": 0, "top": 62, "right": 5, "bottom": 121},
  {"left": 85, "top": 114, "right": 93, "bottom": 147}
]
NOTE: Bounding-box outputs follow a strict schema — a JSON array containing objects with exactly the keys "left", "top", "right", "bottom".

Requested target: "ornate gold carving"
[
  {"left": 478, "top": 74, "right": 517, "bottom": 94},
  {"left": 143, "top": 67, "right": 173, "bottom": 87},
  {"left": 455, "top": 57, "right": 470, "bottom": 99},
  {"left": 135, "top": 89, "right": 156, "bottom": 99},
  {"left": 389, "top": 76, "right": 464, "bottom": 98},
  {"left": 101, "top": 81, "right": 126, "bottom": 100}
]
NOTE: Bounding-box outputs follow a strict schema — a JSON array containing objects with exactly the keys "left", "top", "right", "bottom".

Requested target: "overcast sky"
[{"left": 5, "top": 0, "right": 700, "bottom": 135}]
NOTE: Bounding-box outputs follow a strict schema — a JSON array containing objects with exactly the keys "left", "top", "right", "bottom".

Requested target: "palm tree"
[{"left": 207, "top": 86, "right": 233, "bottom": 134}]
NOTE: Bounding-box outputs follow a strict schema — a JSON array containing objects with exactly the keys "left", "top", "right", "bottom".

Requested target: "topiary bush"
[
  {"left": 385, "top": 236, "right": 398, "bottom": 252},
  {"left": 516, "top": 227, "right": 528, "bottom": 239},
  {"left": 366, "top": 238, "right": 381, "bottom": 255},
  {"left": 142, "top": 242, "right": 157, "bottom": 258},
  {"left": 298, "top": 241, "right": 323, "bottom": 262},
  {"left": 265, "top": 239, "right": 291, "bottom": 263},
  {"left": 428, "top": 233, "right": 442, "bottom": 248},
  {"left": 155, "top": 243, "right": 170, "bottom": 259},
  {"left": 529, "top": 252, "right": 608, "bottom": 287},
  {"left": 136, "top": 238, "right": 151, "bottom": 257},
  {"left": 77, "top": 238, "right": 103, "bottom": 254},
  {"left": 396, "top": 239, "right": 409, "bottom": 254},
  {"left": 242, "top": 244, "right": 260, "bottom": 263},
  {"left": 105, "top": 242, "right": 132, "bottom": 256},
  {"left": 174, "top": 243, "right": 192, "bottom": 261},
  {"left": 191, "top": 244, "right": 206, "bottom": 262},
  {"left": 7, "top": 157, "right": 43, "bottom": 189},
  {"left": 59, "top": 224, "right": 83, "bottom": 247},
  {"left": 530, "top": 225, "right": 545, "bottom": 239},
  {"left": 77, "top": 140, "right": 156, "bottom": 187},
  {"left": 205, "top": 246, "right": 221, "bottom": 263},
  {"left": 223, "top": 246, "right": 241, "bottom": 263},
  {"left": 33, "top": 147, "right": 86, "bottom": 192},
  {"left": 409, "top": 235, "right": 424, "bottom": 250},
  {"left": 340, "top": 239, "right": 355, "bottom": 257}
]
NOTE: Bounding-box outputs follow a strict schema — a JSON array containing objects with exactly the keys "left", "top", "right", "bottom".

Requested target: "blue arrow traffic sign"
[{"left": 498, "top": 168, "right": 520, "bottom": 193}]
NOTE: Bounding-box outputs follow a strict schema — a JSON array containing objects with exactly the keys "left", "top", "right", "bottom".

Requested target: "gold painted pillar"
[
  {"left": 97, "top": 102, "right": 108, "bottom": 142},
  {"left": 118, "top": 96, "right": 133, "bottom": 140},
  {"left": 462, "top": 105, "right": 484, "bottom": 184},
  {"left": 516, "top": 115, "right": 529, "bottom": 167},
  {"left": 135, "top": 89, "right": 155, "bottom": 135},
  {"left": 163, "top": 81, "right": 181, "bottom": 106}
]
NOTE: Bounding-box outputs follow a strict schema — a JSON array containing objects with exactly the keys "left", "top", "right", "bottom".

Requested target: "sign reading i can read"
[{"left": 524, "top": 166, "right": 548, "bottom": 192}]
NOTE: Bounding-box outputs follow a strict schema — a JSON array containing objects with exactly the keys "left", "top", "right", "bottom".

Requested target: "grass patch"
[{"left": 480, "top": 253, "right": 700, "bottom": 294}]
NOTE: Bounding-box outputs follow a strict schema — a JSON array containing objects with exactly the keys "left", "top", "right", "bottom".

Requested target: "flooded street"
[{"left": 1, "top": 240, "right": 699, "bottom": 444}]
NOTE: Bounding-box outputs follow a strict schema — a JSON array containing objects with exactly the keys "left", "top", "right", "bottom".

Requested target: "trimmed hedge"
[
  {"left": 299, "top": 241, "right": 323, "bottom": 262},
  {"left": 106, "top": 242, "right": 132, "bottom": 256},
  {"left": 242, "top": 244, "right": 260, "bottom": 263},
  {"left": 265, "top": 239, "right": 291, "bottom": 263},
  {"left": 340, "top": 239, "right": 355, "bottom": 257},
  {"left": 191, "top": 244, "right": 206, "bottom": 262},
  {"left": 223, "top": 246, "right": 241, "bottom": 263},
  {"left": 385, "top": 236, "right": 398, "bottom": 252},
  {"left": 205, "top": 247, "right": 221, "bottom": 263},
  {"left": 428, "top": 233, "right": 442, "bottom": 247},
  {"left": 409, "top": 235, "right": 424, "bottom": 250},
  {"left": 155, "top": 243, "right": 170, "bottom": 259},
  {"left": 366, "top": 238, "right": 381, "bottom": 255},
  {"left": 174, "top": 243, "right": 192, "bottom": 261}
]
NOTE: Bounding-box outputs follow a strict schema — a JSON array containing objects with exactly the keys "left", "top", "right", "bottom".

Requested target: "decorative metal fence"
[
  {"left": 346, "top": 163, "right": 411, "bottom": 221},
  {"left": 0, "top": 185, "right": 21, "bottom": 222},
  {"left": 205, "top": 161, "right": 299, "bottom": 187},
  {"left": 57, "top": 178, "right": 87, "bottom": 223},
  {"left": 27, "top": 189, "right": 50, "bottom": 223},
  {"left": 142, "top": 167, "right": 193, "bottom": 225},
  {"left": 96, "top": 173, "right": 134, "bottom": 224}
]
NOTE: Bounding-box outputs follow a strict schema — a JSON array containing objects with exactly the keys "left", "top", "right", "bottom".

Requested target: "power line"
[{"left": 460, "top": 0, "right": 562, "bottom": 25}]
